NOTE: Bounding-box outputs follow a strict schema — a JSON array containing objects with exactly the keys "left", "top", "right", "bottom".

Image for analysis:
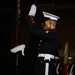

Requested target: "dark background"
[{"left": 0, "top": 0, "right": 75, "bottom": 75}]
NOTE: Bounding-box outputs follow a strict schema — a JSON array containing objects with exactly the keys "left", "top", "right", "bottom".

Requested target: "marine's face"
[
  {"left": 43, "top": 20, "right": 57, "bottom": 31},
  {"left": 68, "top": 60, "right": 73, "bottom": 64}
]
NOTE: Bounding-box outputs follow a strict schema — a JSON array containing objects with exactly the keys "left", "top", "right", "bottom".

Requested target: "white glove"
[
  {"left": 10, "top": 44, "right": 26, "bottom": 56},
  {"left": 28, "top": 4, "right": 37, "bottom": 17}
]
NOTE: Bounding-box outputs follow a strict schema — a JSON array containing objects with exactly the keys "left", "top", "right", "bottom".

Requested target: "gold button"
[
  {"left": 38, "top": 48, "right": 39, "bottom": 50},
  {"left": 40, "top": 40, "right": 42, "bottom": 42},
  {"left": 38, "top": 44, "right": 40, "bottom": 46},
  {"left": 32, "top": 21, "right": 34, "bottom": 23}
]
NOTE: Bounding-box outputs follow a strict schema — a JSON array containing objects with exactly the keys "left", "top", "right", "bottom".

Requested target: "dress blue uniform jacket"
[
  {"left": 26, "top": 17, "right": 59, "bottom": 55},
  {"left": 26, "top": 16, "right": 60, "bottom": 56}
]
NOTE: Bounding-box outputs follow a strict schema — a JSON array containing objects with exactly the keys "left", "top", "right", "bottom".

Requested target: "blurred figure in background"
[
  {"left": 68, "top": 57, "right": 75, "bottom": 75},
  {"left": 54, "top": 56, "right": 63, "bottom": 75}
]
